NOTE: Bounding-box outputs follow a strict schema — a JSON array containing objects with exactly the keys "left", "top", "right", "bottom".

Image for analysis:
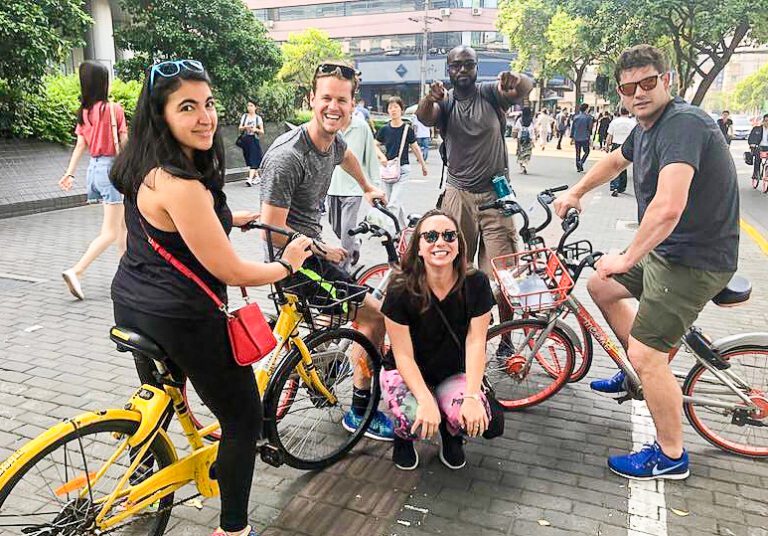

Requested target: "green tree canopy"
[
  {"left": 0, "top": 0, "right": 91, "bottom": 136},
  {"left": 277, "top": 29, "right": 348, "bottom": 105},
  {"left": 732, "top": 63, "right": 768, "bottom": 114},
  {"left": 114, "top": 0, "right": 281, "bottom": 120}
]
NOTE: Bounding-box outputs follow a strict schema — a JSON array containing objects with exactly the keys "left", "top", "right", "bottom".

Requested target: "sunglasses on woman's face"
[
  {"left": 617, "top": 74, "right": 664, "bottom": 97},
  {"left": 149, "top": 59, "right": 205, "bottom": 94},
  {"left": 316, "top": 63, "right": 359, "bottom": 80},
  {"left": 420, "top": 230, "right": 458, "bottom": 244}
]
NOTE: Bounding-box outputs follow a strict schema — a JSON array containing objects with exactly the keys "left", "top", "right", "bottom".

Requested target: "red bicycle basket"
[
  {"left": 397, "top": 226, "right": 416, "bottom": 258},
  {"left": 491, "top": 248, "right": 574, "bottom": 312}
]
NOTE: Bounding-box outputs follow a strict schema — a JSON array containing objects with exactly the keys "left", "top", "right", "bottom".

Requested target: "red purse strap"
[{"left": 139, "top": 219, "right": 246, "bottom": 314}]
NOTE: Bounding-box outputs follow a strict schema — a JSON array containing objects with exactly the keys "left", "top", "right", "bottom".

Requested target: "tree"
[
  {"left": 633, "top": 0, "right": 768, "bottom": 105},
  {"left": 277, "top": 29, "right": 348, "bottom": 105},
  {"left": 0, "top": 0, "right": 91, "bottom": 135},
  {"left": 114, "top": 0, "right": 281, "bottom": 120},
  {"left": 732, "top": 63, "right": 768, "bottom": 114}
]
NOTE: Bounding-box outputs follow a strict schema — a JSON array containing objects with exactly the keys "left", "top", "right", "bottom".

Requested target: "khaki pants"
[{"left": 440, "top": 185, "right": 518, "bottom": 274}]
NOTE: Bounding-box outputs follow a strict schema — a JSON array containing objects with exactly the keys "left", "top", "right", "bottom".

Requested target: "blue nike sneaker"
[
  {"left": 608, "top": 441, "right": 689, "bottom": 480},
  {"left": 342, "top": 409, "right": 394, "bottom": 442},
  {"left": 590, "top": 370, "right": 627, "bottom": 396}
]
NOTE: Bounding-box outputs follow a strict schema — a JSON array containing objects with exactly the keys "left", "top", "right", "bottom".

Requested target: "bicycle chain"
[{"left": 93, "top": 492, "right": 202, "bottom": 535}]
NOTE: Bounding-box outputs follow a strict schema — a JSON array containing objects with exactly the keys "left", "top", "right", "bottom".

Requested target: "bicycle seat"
[
  {"left": 110, "top": 326, "right": 168, "bottom": 362},
  {"left": 406, "top": 213, "right": 422, "bottom": 227},
  {"left": 711, "top": 274, "right": 751, "bottom": 307}
]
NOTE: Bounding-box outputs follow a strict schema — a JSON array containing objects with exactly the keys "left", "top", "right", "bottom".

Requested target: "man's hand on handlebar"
[
  {"left": 364, "top": 187, "right": 387, "bottom": 207},
  {"left": 314, "top": 243, "right": 348, "bottom": 264},
  {"left": 595, "top": 252, "right": 632, "bottom": 281},
  {"left": 553, "top": 191, "right": 582, "bottom": 219},
  {"left": 282, "top": 235, "right": 314, "bottom": 273}
]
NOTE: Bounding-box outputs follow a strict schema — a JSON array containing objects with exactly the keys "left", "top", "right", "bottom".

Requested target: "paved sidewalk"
[{"left": 0, "top": 145, "right": 766, "bottom": 536}]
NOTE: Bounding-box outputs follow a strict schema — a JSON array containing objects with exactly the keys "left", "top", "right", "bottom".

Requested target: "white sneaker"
[
  {"left": 245, "top": 176, "right": 260, "bottom": 187},
  {"left": 62, "top": 269, "right": 84, "bottom": 300}
]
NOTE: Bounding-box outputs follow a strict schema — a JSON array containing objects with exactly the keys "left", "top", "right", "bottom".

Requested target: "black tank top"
[{"left": 111, "top": 187, "right": 233, "bottom": 319}]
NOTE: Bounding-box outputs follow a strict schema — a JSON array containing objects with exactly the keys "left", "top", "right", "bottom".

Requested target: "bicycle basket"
[
  {"left": 397, "top": 226, "right": 416, "bottom": 258},
  {"left": 277, "top": 278, "right": 368, "bottom": 329},
  {"left": 491, "top": 248, "right": 574, "bottom": 312}
]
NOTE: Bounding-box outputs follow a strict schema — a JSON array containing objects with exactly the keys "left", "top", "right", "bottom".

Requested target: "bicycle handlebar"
[
  {"left": 373, "top": 199, "right": 401, "bottom": 234},
  {"left": 348, "top": 221, "right": 372, "bottom": 237},
  {"left": 478, "top": 199, "right": 531, "bottom": 233},
  {"left": 571, "top": 251, "right": 604, "bottom": 282}
]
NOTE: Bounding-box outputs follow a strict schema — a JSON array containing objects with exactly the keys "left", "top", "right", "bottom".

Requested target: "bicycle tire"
[
  {"left": 485, "top": 319, "right": 576, "bottom": 410},
  {"left": 0, "top": 418, "right": 176, "bottom": 535},
  {"left": 682, "top": 345, "right": 768, "bottom": 458},
  {"left": 356, "top": 262, "right": 390, "bottom": 291},
  {"left": 762, "top": 176, "right": 768, "bottom": 194},
  {"left": 527, "top": 312, "right": 594, "bottom": 383},
  {"left": 752, "top": 175, "right": 760, "bottom": 189},
  {"left": 262, "top": 328, "right": 381, "bottom": 470}
]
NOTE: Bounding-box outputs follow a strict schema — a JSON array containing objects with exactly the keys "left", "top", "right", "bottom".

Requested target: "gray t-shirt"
[
  {"left": 434, "top": 83, "right": 514, "bottom": 193},
  {"left": 260, "top": 126, "right": 347, "bottom": 238},
  {"left": 621, "top": 97, "right": 739, "bottom": 272}
]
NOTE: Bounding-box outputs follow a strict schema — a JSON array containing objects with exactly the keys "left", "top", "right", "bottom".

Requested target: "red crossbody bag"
[{"left": 142, "top": 226, "right": 277, "bottom": 366}]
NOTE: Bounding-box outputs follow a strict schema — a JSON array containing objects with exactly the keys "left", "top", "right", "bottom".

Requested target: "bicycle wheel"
[
  {"left": 527, "top": 311, "right": 594, "bottom": 383},
  {"left": 761, "top": 173, "right": 768, "bottom": 194},
  {"left": 0, "top": 418, "right": 176, "bottom": 535},
  {"left": 356, "top": 262, "right": 390, "bottom": 294},
  {"left": 262, "top": 328, "right": 380, "bottom": 470},
  {"left": 683, "top": 345, "right": 768, "bottom": 457},
  {"left": 485, "top": 319, "right": 576, "bottom": 410},
  {"left": 752, "top": 175, "right": 760, "bottom": 189}
]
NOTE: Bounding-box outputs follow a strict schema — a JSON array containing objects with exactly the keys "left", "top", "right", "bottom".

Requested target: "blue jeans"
[
  {"left": 609, "top": 143, "right": 627, "bottom": 192},
  {"left": 86, "top": 156, "right": 122, "bottom": 204},
  {"left": 417, "top": 137, "right": 430, "bottom": 161},
  {"left": 574, "top": 140, "right": 590, "bottom": 170}
]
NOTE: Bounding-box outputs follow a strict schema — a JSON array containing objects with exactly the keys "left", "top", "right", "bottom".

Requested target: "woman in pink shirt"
[{"left": 59, "top": 61, "right": 128, "bottom": 300}]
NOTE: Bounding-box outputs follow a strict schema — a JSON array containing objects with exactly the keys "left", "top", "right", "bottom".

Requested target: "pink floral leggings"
[{"left": 379, "top": 369, "right": 491, "bottom": 440}]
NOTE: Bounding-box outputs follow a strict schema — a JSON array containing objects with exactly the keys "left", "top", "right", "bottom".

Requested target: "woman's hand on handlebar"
[
  {"left": 282, "top": 235, "right": 314, "bottom": 273},
  {"left": 553, "top": 190, "right": 582, "bottom": 219},
  {"left": 233, "top": 211, "right": 261, "bottom": 231}
]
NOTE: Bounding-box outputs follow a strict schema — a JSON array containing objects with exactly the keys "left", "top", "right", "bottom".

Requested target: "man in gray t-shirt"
[
  {"left": 555, "top": 44, "right": 739, "bottom": 481},
  {"left": 260, "top": 62, "right": 393, "bottom": 442},
  {"left": 416, "top": 45, "right": 533, "bottom": 278}
]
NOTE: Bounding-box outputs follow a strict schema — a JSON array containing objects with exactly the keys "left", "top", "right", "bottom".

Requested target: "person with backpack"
[
  {"left": 415, "top": 45, "right": 532, "bottom": 279},
  {"left": 513, "top": 107, "right": 534, "bottom": 174},
  {"left": 237, "top": 99, "right": 264, "bottom": 186}
]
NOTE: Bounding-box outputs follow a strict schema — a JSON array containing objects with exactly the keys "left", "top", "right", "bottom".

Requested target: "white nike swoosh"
[{"left": 651, "top": 460, "right": 686, "bottom": 476}]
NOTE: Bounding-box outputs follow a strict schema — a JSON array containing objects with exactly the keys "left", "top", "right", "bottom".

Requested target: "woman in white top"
[
  {"left": 536, "top": 108, "right": 553, "bottom": 150},
  {"left": 238, "top": 100, "right": 264, "bottom": 186}
]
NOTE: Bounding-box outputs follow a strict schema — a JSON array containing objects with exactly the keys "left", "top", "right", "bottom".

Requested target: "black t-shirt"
[
  {"left": 381, "top": 271, "right": 495, "bottom": 387},
  {"left": 716, "top": 118, "right": 732, "bottom": 139},
  {"left": 376, "top": 123, "right": 416, "bottom": 166},
  {"left": 621, "top": 97, "right": 739, "bottom": 272}
]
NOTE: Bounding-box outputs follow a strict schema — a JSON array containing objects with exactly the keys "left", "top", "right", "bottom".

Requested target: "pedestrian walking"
[
  {"left": 328, "top": 113, "right": 381, "bottom": 271},
  {"left": 536, "top": 108, "right": 553, "bottom": 150},
  {"left": 237, "top": 99, "right": 264, "bottom": 186},
  {"left": 570, "top": 103, "right": 594, "bottom": 172},
  {"left": 606, "top": 107, "right": 637, "bottom": 196},
  {"left": 717, "top": 110, "right": 734, "bottom": 146},
  {"left": 555, "top": 43, "right": 739, "bottom": 481},
  {"left": 513, "top": 106, "right": 534, "bottom": 174},
  {"left": 259, "top": 61, "right": 394, "bottom": 441},
  {"left": 58, "top": 60, "right": 128, "bottom": 300},
  {"left": 380, "top": 210, "right": 495, "bottom": 471},
  {"left": 375, "top": 96, "right": 428, "bottom": 229},
  {"left": 411, "top": 113, "right": 432, "bottom": 161},
  {"left": 555, "top": 107, "right": 569, "bottom": 149},
  {"left": 415, "top": 44, "right": 532, "bottom": 277},
  {"left": 110, "top": 58, "right": 313, "bottom": 536},
  {"left": 597, "top": 111, "right": 612, "bottom": 150}
]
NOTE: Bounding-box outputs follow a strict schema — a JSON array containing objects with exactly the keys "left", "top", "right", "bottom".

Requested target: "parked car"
[{"left": 732, "top": 115, "right": 752, "bottom": 140}]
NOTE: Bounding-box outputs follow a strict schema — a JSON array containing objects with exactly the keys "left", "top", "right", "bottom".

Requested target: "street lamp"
[{"left": 408, "top": 1, "right": 442, "bottom": 98}]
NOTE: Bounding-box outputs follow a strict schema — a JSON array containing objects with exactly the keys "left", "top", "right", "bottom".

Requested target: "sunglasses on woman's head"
[
  {"left": 316, "top": 64, "right": 359, "bottom": 80},
  {"left": 419, "top": 230, "right": 458, "bottom": 244},
  {"left": 149, "top": 60, "right": 205, "bottom": 95},
  {"left": 617, "top": 74, "right": 664, "bottom": 97}
]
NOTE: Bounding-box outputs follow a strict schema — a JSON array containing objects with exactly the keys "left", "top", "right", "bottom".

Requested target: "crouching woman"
[{"left": 380, "top": 209, "right": 494, "bottom": 470}]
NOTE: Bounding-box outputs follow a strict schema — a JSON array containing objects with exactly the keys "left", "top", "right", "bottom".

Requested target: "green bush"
[
  {"left": 0, "top": 74, "right": 141, "bottom": 145},
  {"left": 254, "top": 80, "right": 294, "bottom": 123},
  {"left": 287, "top": 109, "right": 312, "bottom": 125}
]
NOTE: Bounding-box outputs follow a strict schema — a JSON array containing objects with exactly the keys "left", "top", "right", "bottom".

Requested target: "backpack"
[{"left": 519, "top": 126, "right": 531, "bottom": 144}]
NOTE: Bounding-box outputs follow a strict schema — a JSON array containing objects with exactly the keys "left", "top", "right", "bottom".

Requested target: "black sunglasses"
[
  {"left": 617, "top": 74, "right": 664, "bottom": 97},
  {"left": 316, "top": 63, "right": 359, "bottom": 80},
  {"left": 419, "top": 230, "right": 458, "bottom": 244},
  {"left": 448, "top": 60, "right": 477, "bottom": 71}
]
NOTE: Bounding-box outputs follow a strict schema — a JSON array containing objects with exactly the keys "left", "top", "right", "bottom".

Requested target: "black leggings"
[{"left": 114, "top": 304, "right": 261, "bottom": 532}]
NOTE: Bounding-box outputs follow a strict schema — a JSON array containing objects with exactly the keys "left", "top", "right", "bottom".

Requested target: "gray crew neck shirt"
[
  {"left": 621, "top": 96, "right": 739, "bottom": 272},
  {"left": 435, "top": 83, "right": 514, "bottom": 193},
  {"left": 260, "top": 125, "right": 347, "bottom": 238}
]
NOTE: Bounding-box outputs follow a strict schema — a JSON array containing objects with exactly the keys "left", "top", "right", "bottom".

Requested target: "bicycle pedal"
[
  {"left": 259, "top": 444, "right": 284, "bottom": 468},
  {"left": 614, "top": 393, "right": 634, "bottom": 404}
]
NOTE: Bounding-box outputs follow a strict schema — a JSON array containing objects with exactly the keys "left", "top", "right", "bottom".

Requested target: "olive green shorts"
[{"left": 613, "top": 252, "right": 733, "bottom": 352}]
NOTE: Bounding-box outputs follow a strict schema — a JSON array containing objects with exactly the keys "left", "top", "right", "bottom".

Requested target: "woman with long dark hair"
[
  {"left": 110, "top": 60, "right": 312, "bottom": 536},
  {"left": 513, "top": 106, "right": 534, "bottom": 174},
  {"left": 379, "top": 209, "right": 494, "bottom": 471},
  {"left": 59, "top": 60, "right": 128, "bottom": 300}
]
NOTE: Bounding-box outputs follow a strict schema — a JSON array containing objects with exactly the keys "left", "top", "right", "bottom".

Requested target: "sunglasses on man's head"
[
  {"left": 149, "top": 59, "right": 205, "bottom": 94},
  {"left": 316, "top": 64, "right": 359, "bottom": 80},
  {"left": 617, "top": 74, "right": 664, "bottom": 97},
  {"left": 419, "top": 230, "right": 458, "bottom": 244}
]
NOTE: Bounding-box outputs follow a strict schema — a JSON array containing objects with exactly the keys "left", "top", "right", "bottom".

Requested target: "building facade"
[{"left": 63, "top": 0, "right": 131, "bottom": 76}]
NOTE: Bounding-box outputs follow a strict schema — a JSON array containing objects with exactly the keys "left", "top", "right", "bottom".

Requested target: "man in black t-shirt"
[
  {"left": 716, "top": 110, "right": 733, "bottom": 145},
  {"left": 555, "top": 45, "right": 738, "bottom": 481}
]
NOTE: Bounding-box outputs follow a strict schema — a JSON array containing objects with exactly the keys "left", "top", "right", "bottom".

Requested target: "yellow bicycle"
[{"left": 0, "top": 222, "right": 382, "bottom": 535}]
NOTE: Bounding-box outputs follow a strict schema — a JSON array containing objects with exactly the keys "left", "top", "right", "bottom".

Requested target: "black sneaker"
[
  {"left": 393, "top": 436, "right": 419, "bottom": 470},
  {"left": 438, "top": 421, "right": 466, "bottom": 470}
]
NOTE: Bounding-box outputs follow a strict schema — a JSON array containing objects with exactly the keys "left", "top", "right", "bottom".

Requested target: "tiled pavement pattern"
[{"left": 1, "top": 145, "right": 767, "bottom": 535}]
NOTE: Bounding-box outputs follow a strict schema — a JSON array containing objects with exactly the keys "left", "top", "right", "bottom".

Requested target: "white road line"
[{"left": 628, "top": 401, "right": 667, "bottom": 536}]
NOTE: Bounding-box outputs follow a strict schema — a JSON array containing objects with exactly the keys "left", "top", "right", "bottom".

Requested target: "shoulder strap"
[
  {"left": 396, "top": 124, "right": 409, "bottom": 159},
  {"left": 240, "top": 114, "right": 247, "bottom": 127},
  {"left": 432, "top": 278, "right": 468, "bottom": 352},
  {"left": 108, "top": 102, "right": 120, "bottom": 156}
]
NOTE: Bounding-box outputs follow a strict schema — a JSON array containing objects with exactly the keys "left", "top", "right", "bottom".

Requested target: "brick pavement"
[{"left": 0, "top": 145, "right": 767, "bottom": 535}]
